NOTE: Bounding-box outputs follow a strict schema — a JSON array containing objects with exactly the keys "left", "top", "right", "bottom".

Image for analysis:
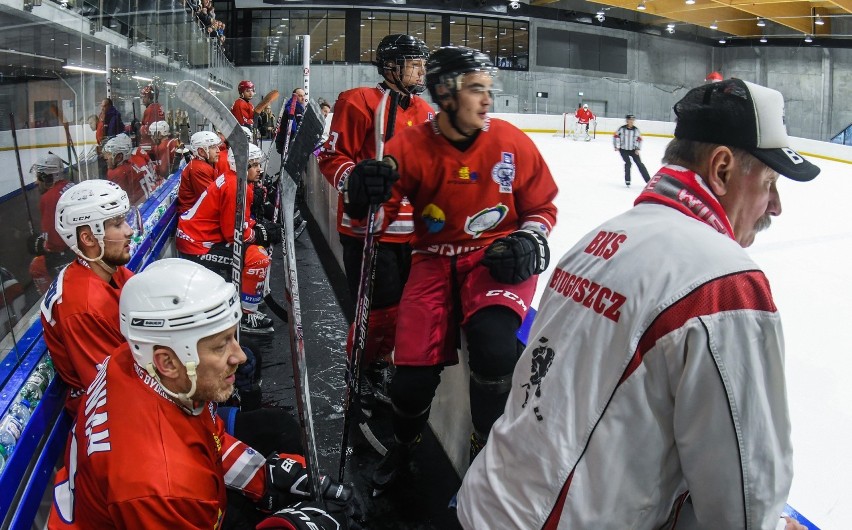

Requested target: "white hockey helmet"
[
  {"left": 31, "top": 153, "right": 64, "bottom": 176},
  {"left": 582, "top": 103, "right": 589, "bottom": 109},
  {"left": 240, "top": 125, "right": 253, "bottom": 142},
  {"left": 55, "top": 179, "right": 129, "bottom": 258},
  {"left": 149, "top": 120, "right": 171, "bottom": 138},
  {"left": 190, "top": 130, "right": 222, "bottom": 158},
  {"left": 103, "top": 133, "right": 133, "bottom": 159},
  {"left": 227, "top": 142, "right": 265, "bottom": 172},
  {"left": 120, "top": 258, "right": 241, "bottom": 404}
]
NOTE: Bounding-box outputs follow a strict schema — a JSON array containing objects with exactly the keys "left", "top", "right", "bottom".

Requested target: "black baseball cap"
[
  {"left": 625, "top": 114, "right": 635, "bottom": 120},
  {"left": 673, "top": 78, "right": 819, "bottom": 181}
]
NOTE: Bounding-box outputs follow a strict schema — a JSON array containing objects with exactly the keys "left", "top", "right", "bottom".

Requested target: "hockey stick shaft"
[
  {"left": 10, "top": 113, "right": 36, "bottom": 235},
  {"left": 338, "top": 89, "right": 398, "bottom": 481},
  {"left": 175, "top": 81, "right": 248, "bottom": 323}
]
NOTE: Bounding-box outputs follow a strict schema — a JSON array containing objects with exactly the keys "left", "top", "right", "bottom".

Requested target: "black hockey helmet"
[
  {"left": 374, "top": 34, "right": 429, "bottom": 94},
  {"left": 425, "top": 46, "right": 499, "bottom": 104}
]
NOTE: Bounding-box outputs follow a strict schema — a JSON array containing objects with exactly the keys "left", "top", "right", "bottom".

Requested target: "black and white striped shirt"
[{"left": 613, "top": 125, "right": 642, "bottom": 151}]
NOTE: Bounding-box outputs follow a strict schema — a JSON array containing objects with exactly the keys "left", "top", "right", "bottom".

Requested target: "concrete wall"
[{"left": 241, "top": 20, "right": 852, "bottom": 144}]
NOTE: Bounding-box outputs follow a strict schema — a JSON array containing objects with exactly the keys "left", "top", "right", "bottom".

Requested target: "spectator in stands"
[
  {"left": 319, "top": 101, "right": 331, "bottom": 118},
  {"left": 47, "top": 258, "right": 359, "bottom": 530}
]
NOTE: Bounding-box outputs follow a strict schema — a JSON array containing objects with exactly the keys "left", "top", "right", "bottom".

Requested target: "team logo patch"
[
  {"left": 521, "top": 336, "right": 556, "bottom": 421},
  {"left": 422, "top": 203, "right": 446, "bottom": 233},
  {"left": 492, "top": 152, "right": 516, "bottom": 193},
  {"left": 464, "top": 204, "right": 509, "bottom": 238},
  {"left": 454, "top": 166, "right": 478, "bottom": 183}
]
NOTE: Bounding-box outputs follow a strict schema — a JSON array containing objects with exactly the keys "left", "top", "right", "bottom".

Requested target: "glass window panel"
[{"left": 425, "top": 14, "right": 441, "bottom": 51}]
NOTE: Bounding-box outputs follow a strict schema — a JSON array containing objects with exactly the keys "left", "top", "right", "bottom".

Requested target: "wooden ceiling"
[{"left": 531, "top": 0, "right": 849, "bottom": 38}]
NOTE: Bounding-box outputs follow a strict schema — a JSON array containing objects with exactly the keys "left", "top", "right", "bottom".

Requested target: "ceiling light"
[
  {"left": 709, "top": 21, "right": 717, "bottom": 29},
  {"left": 804, "top": 35, "right": 813, "bottom": 42},
  {"left": 637, "top": 1, "right": 646, "bottom": 10},
  {"left": 666, "top": 26, "right": 675, "bottom": 34},
  {"left": 756, "top": 18, "right": 765, "bottom": 27},
  {"left": 63, "top": 64, "right": 107, "bottom": 74},
  {"left": 760, "top": 36, "right": 767, "bottom": 43},
  {"left": 815, "top": 16, "right": 824, "bottom": 25},
  {"left": 666, "top": 23, "right": 675, "bottom": 28},
  {"left": 718, "top": 38, "right": 726, "bottom": 44},
  {"left": 685, "top": 0, "right": 695, "bottom": 5},
  {"left": 132, "top": 75, "right": 153, "bottom": 82}
]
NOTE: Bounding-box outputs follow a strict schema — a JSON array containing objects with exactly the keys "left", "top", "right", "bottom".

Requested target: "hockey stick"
[
  {"left": 62, "top": 121, "right": 79, "bottom": 181},
  {"left": 255, "top": 90, "right": 280, "bottom": 115},
  {"left": 278, "top": 98, "right": 326, "bottom": 501},
  {"left": 176, "top": 81, "right": 249, "bottom": 311},
  {"left": 10, "top": 113, "right": 36, "bottom": 235},
  {"left": 338, "top": 89, "right": 399, "bottom": 481}
]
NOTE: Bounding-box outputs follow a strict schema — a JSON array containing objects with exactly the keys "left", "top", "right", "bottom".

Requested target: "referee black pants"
[{"left": 619, "top": 149, "right": 651, "bottom": 184}]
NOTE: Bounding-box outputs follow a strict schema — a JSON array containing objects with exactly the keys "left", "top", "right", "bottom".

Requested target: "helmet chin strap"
[{"left": 145, "top": 361, "right": 203, "bottom": 415}]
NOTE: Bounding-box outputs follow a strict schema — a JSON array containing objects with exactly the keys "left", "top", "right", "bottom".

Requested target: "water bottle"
[
  {"left": 7, "top": 400, "right": 31, "bottom": 427},
  {"left": 19, "top": 380, "right": 43, "bottom": 408},
  {"left": 0, "top": 443, "right": 7, "bottom": 473},
  {"left": 0, "top": 416, "right": 23, "bottom": 455},
  {"left": 27, "top": 372, "right": 48, "bottom": 394},
  {"left": 36, "top": 358, "right": 55, "bottom": 383}
]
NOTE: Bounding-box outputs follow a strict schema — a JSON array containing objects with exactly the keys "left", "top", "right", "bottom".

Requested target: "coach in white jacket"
[{"left": 458, "top": 79, "right": 819, "bottom": 530}]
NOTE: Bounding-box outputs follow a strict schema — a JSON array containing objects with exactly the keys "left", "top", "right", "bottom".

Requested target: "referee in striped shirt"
[{"left": 613, "top": 114, "right": 651, "bottom": 186}]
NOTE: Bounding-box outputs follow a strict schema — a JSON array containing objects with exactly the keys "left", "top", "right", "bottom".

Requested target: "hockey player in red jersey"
[
  {"left": 27, "top": 153, "right": 74, "bottom": 294},
  {"left": 103, "top": 133, "right": 150, "bottom": 205},
  {"left": 139, "top": 84, "right": 165, "bottom": 149},
  {"left": 574, "top": 103, "right": 596, "bottom": 141},
  {"left": 232, "top": 79, "right": 256, "bottom": 127},
  {"left": 149, "top": 120, "right": 180, "bottom": 179},
  {"left": 48, "top": 259, "right": 359, "bottom": 530},
  {"left": 317, "top": 33, "right": 433, "bottom": 410},
  {"left": 176, "top": 143, "right": 281, "bottom": 333},
  {"left": 40, "top": 179, "right": 135, "bottom": 412},
  {"left": 343, "top": 46, "right": 558, "bottom": 492},
  {"left": 177, "top": 130, "right": 222, "bottom": 213}
]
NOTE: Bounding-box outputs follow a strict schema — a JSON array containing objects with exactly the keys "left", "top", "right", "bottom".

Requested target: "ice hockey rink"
[{"left": 524, "top": 130, "right": 850, "bottom": 529}]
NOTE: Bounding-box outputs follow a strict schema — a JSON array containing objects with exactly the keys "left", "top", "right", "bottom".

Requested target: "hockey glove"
[
  {"left": 342, "top": 160, "right": 399, "bottom": 219},
  {"left": 481, "top": 229, "right": 550, "bottom": 284},
  {"left": 26, "top": 234, "right": 47, "bottom": 256},
  {"left": 253, "top": 221, "right": 283, "bottom": 247},
  {"left": 256, "top": 501, "right": 362, "bottom": 530},
  {"left": 251, "top": 183, "right": 268, "bottom": 221},
  {"left": 261, "top": 454, "right": 360, "bottom": 517}
]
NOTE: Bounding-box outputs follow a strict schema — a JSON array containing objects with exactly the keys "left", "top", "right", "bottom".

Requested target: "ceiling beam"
[
  {"left": 713, "top": 1, "right": 815, "bottom": 33},
  {"left": 826, "top": 0, "right": 852, "bottom": 12}
]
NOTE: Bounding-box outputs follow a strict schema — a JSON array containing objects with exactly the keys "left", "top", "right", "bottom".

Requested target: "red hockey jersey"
[
  {"left": 152, "top": 137, "right": 179, "bottom": 179},
  {"left": 139, "top": 103, "right": 165, "bottom": 147},
  {"left": 40, "top": 259, "right": 134, "bottom": 409},
  {"left": 178, "top": 158, "right": 218, "bottom": 214},
  {"left": 48, "top": 352, "right": 268, "bottom": 530},
  {"left": 317, "top": 85, "right": 433, "bottom": 243},
  {"left": 107, "top": 162, "right": 146, "bottom": 206},
  {"left": 176, "top": 170, "right": 255, "bottom": 255},
  {"left": 40, "top": 179, "right": 74, "bottom": 252},
  {"left": 383, "top": 116, "right": 558, "bottom": 256},
  {"left": 232, "top": 98, "right": 255, "bottom": 127},
  {"left": 575, "top": 108, "right": 596, "bottom": 124}
]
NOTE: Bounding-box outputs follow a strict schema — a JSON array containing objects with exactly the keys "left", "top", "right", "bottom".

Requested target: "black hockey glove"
[
  {"left": 260, "top": 454, "right": 360, "bottom": 518},
  {"left": 256, "top": 501, "right": 362, "bottom": 530},
  {"left": 481, "top": 229, "right": 550, "bottom": 284},
  {"left": 342, "top": 160, "right": 399, "bottom": 219},
  {"left": 253, "top": 221, "right": 282, "bottom": 247},
  {"left": 251, "top": 183, "right": 268, "bottom": 221},
  {"left": 26, "top": 234, "right": 47, "bottom": 256}
]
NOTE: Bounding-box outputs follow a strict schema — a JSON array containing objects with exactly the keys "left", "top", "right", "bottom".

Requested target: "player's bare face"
[
  {"left": 400, "top": 59, "right": 426, "bottom": 89},
  {"left": 101, "top": 215, "right": 134, "bottom": 265},
  {"left": 247, "top": 161, "right": 262, "bottom": 182},
  {"left": 456, "top": 72, "right": 494, "bottom": 132},
  {"left": 193, "top": 325, "right": 245, "bottom": 402},
  {"left": 205, "top": 145, "right": 221, "bottom": 164},
  {"left": 717, "top": 157, "right": 782, "bottom": 248},
  {"left": 243, "top": 88, "right": 255, "bottom": 100}
]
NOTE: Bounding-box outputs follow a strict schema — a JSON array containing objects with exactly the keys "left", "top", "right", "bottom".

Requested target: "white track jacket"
[{"left": 458, "top": 168, "right": 793, "bottom": 530}]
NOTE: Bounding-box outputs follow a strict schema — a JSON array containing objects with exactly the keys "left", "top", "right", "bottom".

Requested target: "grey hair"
[{"left": 662, "top": 138, "right": 758, "bottom": 174}]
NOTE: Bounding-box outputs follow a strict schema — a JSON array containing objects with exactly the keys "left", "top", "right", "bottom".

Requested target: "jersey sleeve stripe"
[{"left": 620, "top": 270, "right": 776, "bottom": 385}]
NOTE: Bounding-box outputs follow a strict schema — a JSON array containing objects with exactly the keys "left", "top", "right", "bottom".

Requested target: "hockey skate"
[
  {"left": 240, "top": 311, "right": 274, "bottom": 334},
  {"left": 372, "top": 436, "right": 419, "bottom": 496}
]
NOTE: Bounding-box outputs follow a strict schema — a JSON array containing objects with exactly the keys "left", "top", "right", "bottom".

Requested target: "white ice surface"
[{"left": 530, "top": 132, "right": 850, "bottom": 529}]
